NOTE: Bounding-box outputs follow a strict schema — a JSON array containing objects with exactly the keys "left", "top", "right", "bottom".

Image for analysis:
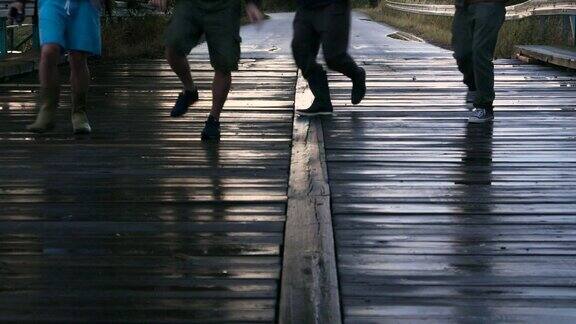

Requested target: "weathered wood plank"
[
  {"left": 279, "top": 73, "right": 342, "bottom": 324},
  {"left": 515, "top": 45, "right": 576, "bottom": 70},
  {"left": 0, "top": 56, "right": 295, "bottom": 322},
  {"left": 326, "top": 52, "right": 576, "bottom": 322}
]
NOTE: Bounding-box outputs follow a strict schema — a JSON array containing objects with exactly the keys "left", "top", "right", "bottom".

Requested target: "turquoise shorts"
[{"left": 39, "top": 0, "right": 102, "bottom": 55}]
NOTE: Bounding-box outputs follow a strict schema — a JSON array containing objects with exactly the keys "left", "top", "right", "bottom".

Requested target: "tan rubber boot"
[
  {"left": 26, "top": 87, "right": 59, "bottom": 133},
  {"left": 71, "top": 92, "right": 92, "bottom": 134}
]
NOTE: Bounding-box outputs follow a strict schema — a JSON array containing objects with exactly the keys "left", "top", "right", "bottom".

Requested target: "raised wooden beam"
[
  {"left": 515, "top": 45, "right": 576, "bottom": 70},
  {"left": 279, "top": 73, "right": 342, "bottom": 324},
  {"left": 0, "top": 53, "right": 39, "bottom": 80}
]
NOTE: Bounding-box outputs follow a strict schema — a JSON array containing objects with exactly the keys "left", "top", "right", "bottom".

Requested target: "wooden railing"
[
  {"left": 385, "top": 0, "right": 576, "bottom": 19},
  {"left": 0, "top": 0, "right": 38, "bottom": 58},
  {"left": 384, "top": 0, "right": 576, "bottom": 46}
]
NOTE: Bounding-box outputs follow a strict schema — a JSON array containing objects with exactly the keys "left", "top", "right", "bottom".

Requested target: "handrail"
[
  {"left": 1, "top": 1, "right": 37, "bottom": 57},
  {"left": 385, "top": 0, "right": 576, "bottom": 19},
  {"left": 6, "top": 23, "right": 33, "bottom": 29}
]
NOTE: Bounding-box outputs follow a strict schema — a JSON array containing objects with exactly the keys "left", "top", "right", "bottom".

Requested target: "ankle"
[
  {"left": 183, "top": 85, "right": 197, "bottom": 93},
  {"left": 312, "top": 98, "right": 333, "bottom": 109},
  {"left": 354, "top": 67, "right": 365, "bottom": 81},
  {"left": 208, "top": 115, "right": 220, "bottom": 124}
]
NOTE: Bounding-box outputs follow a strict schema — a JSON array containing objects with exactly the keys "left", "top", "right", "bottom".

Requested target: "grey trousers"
[
  {"left": 452, "top": 3, "right": 506, "bottom": 110},
  {"left": 292, "top": 2, "right": 361, "bottom": 105}
]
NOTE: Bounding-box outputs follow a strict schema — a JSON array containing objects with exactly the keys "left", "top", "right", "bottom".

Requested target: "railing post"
[
  {"left": 32, "top": 22, "right": 40, "bottom": 51},
  {"left": 0, "top": 17, "right": 7, "bottom": 58},
  {"left": 8, "top": 25, "right": 14, "bottom": 51},
  {"left": 570, "top": 15, "right": 576, "bottom": 46}
]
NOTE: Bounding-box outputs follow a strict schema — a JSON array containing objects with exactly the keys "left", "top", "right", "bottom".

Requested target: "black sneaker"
[
  {"left": 201, "top": 115, "right": 221, "bottom": 141},
  {"left": 468, "top": 108, "right": 494, "bottom": 124},
  {"left": 171, "top": 89, "right": 199, "bottom": 117},
  {"left": 351, "top": 67, "right": 366, "bottom": 105},
  {"left": 296, "top": 99, "right": 333, "bottom": 117}
]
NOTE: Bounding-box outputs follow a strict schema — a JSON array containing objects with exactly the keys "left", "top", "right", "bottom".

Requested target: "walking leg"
[
  {"left": 321, "top": 3, "right": 365, "bottom": 105},
  {"left": 209, "top": 70, "right": 232, "bottom": 121},
  {"left": 452, "top": 6, "right": 476, "bottom": 97},
  {"left": 292, "top": 8, "right": 333, "bottom": 115},
  {"left": 471, "top": 3, "right": 506, "bottom": 111},
  {"left": 27, "top": 44, "right": 61, "bottom": 133},
  {"left": 69, "top": 51, "right": 92, "bottom": 134}
]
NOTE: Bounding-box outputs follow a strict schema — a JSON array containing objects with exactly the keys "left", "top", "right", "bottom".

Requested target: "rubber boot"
[
  {"left": 71, "top": 92, "right": 92, "bottom": 134},
  {"left": 26, "top": 87, "right": 59, "bottom": 133}
]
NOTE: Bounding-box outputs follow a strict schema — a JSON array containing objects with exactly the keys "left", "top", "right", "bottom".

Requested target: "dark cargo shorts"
[{"left": 165, "top": 0, "right": 242, "bottom": 72}]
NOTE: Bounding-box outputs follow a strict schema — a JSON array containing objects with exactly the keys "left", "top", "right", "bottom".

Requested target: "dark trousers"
[
  {"left": 452, "top": 3, "right": 506, "bottom": 109},
  {"left": 292, "top": 2, "right": 361, "bottom": 105}
]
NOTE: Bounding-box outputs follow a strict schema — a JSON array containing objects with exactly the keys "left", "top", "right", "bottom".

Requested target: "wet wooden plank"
[
  {"left": 0, "top": 57, "right": 296, "bottom": 322},
  {"left": 324, "top": 55, "right": 576, "bottom": 323},
  {"left": 279, "top": 73, "right": 341, "bottom": 324}
]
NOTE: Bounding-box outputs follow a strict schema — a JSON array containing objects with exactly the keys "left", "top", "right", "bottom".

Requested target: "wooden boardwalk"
[
  {"left": 0, "top": 58, "right": 296, "bottom": 322},
  {"left": 325, "top": 57, "right": 576, "bottom": 323},
  {"left": 1, "top": 12, "right": 576, "bottom": 323}
]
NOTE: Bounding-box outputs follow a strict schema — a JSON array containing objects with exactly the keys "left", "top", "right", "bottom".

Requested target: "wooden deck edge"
[
  {"left": 514, "top": 45, "right": 576, "bottom": 70},
  {"left": 0, "top": 53, "right": 72, "bottom": 81},
  {"left": 279, "top": 72, "right": 342, "bottom": 324},
  {"left": 0, "top": 58, "right": 38, "bottom": 80}
]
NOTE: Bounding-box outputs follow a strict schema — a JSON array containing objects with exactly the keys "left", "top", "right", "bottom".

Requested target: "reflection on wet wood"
[
  {"left": 0, "top": 58, "right": 296, "bottom": 322},
  {"left": 325, "top": 57, "right": 576, "bottom": 323}
]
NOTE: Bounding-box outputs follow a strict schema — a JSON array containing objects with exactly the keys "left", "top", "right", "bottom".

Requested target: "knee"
[
  {"left": 291, "top": 40, "right": 303, "bottom": 56},
  {"left": 292, "top": 52, "right": 322, "bottom": 79},
  {"left": 300, "top": 61, "right": 323, "bottom": 79},
  {"left": 68, "top": 51, "right": 88, "bottom": 71},
  {"left": 292, "top": 41, "right": 312, "bottom": 66},
  {"left": 41, "top": 44, "right": 61, "bottom": 63},
  {"left": 165, "top": 47, "right": 186, "bottom": 65},
  {"left": 453, "top": 51, "right": 471, "bottom": 62},
  {"left": 214, "top": 69, "right": 232, "bottom": 79},
  {"left": 212, "top": 57, "right": 238, "bottom": 74},
  {"left": 324, "top": 53, "right": 348, "bottom": 71},
  {"left": 472, "top": 51, "right": 494, "bottom": 66}
]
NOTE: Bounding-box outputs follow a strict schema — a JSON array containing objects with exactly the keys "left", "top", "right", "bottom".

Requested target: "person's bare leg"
[
  {"left": 166, "top": 47, "right": 195, "bottom": 92},
  {"left": 69, "top": 51, "right": 92, "bottom": 134},
  {"left": 40, "top": 44, "right": 61, "bottom": 88},
  {"left": 166, "top": 47, "right": 200, "bottom": 117},
  {"left": 69, "top": 51, "right": 90, "bottom": 95},
  {"left": 209, "top": 70, "right": 231, "bottom": 121},
  {"left": 27, "top": 44, "right": 61, "bottom": 132}
]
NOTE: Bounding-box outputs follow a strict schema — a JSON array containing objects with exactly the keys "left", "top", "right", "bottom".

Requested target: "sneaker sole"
[
  {"left": 171, "top": 98, "right": 199, "bottom": 117},
  {"left": 74, "top": 128, "right": 92, "bottom": 135},
  {"left": 201, "top": 133, "right": 220, "bottom": 142},
  {"left": 468, "top": 117, "right": 494, "bottom": 124},
  {"left": 296, "top": 111, "right": 333, "bottom": 117},
  {"left": 171, "top": 110, "right": 188, "bottom": 118},
  {"left": 26, "top": 124, "right": 56, "bottom": 133}
]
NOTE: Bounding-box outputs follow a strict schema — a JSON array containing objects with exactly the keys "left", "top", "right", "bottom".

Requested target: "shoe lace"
[{"left": 473, "top": 109, "right": 486, "bottom": 118}]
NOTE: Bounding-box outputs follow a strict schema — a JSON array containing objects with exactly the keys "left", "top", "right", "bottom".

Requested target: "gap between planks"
[{"left": 279, "top": 71, "right": 342, "bottom": 324}]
